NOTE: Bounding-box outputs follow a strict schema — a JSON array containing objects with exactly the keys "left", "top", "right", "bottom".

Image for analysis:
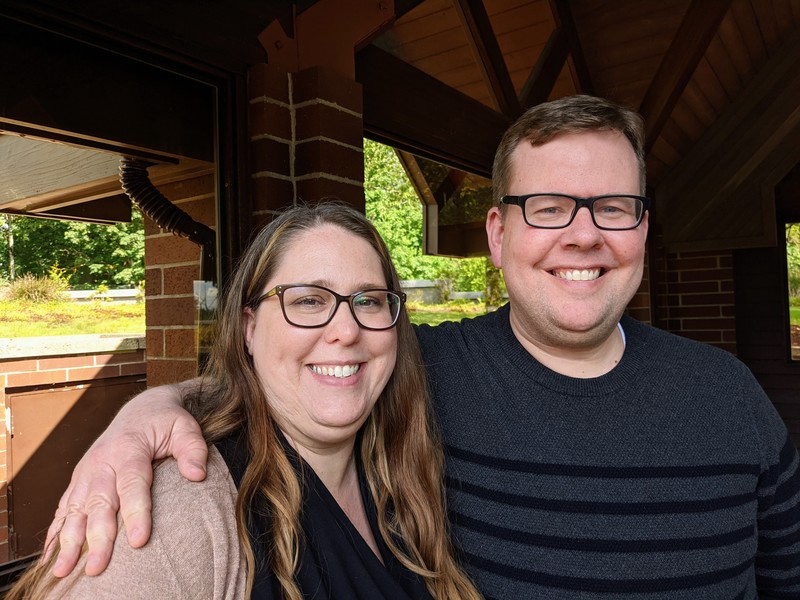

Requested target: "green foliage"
[
  {"left": 0, "top": 208, "right": 144, "bottom": 289},
  {"left": 363, "top": 140, "right": 486, "bottom": 290},
  {"left": 787, "top": 223, "right": 800, "bottom": 298},
  {"left": 3, "top": 273, "right": 68, "bottom": 303}
]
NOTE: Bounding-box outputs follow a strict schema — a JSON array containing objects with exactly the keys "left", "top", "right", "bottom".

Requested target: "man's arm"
[
  {"left": 47, "top": 381, "right": 208, "bottom": 578},
  {"left": 755, "top": 433, "right": 800, "bottom": 597}
]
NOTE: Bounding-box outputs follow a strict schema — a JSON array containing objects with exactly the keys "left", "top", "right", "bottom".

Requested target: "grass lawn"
[
  {"left": 0, "top": 300, "right": 145, "bottom": 337},
  {"left": 0, "top": 298, "right": 487, "bottom": 337},
  {"left": 3, "top": 299, "right": 794, "bottom": 337},
  {"left": 407, "top": 302, "right": 488, "bottom": 327}
]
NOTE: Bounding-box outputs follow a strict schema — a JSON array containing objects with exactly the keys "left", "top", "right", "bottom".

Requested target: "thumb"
[{"left": 169, "top": 418, "right": 208, "bottom": 481}]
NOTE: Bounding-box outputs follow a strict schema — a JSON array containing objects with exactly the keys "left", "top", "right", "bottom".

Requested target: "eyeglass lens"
[
  {"left": 280, "top": 285, "right": 402, "bottom": 329},
  {"left": 524, "top": 195, "right": 644, "bottom": 229}
]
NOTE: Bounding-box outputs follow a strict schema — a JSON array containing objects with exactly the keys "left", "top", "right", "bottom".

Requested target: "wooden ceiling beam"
[
  {"left": 639, "top": 0, "right": 733, "bottom": 153},
  {"left": 356, "top": 44, "right": 510, "bottom": 178},
  {"left": 395, "top": 150, "right": 437, "bottom": 206},
  {"left": 432, "top": 169, "right": 467, "bottom": 208},
  {"left": 520, "top": 28, "right": 570, "bottom": 109},
  {"left": 453, "top": 0, "right": 522, "bottom": 118},
  {"left": 548, "top": 0, "right": 593, "bottom": 93}
]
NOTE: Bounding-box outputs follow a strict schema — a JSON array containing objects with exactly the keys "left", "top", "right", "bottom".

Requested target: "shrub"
[{"left": 6, "top": 273, "right": 68, "bottom": 303}]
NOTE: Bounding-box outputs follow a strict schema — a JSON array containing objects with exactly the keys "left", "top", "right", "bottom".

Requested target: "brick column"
[
  {"left": 248, "top": 63, "right": 365, "bottom": 229},
  {"left": 144, "top": 173, "right": 216, "bottom": 386}
]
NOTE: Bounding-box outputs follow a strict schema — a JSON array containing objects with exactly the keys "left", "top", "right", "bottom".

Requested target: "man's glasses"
[
  {"left": 502, "top": 193, "right": 650, "bottom": 230},
  {"left": 249, "top": 284, "right": 406, "bottom": 331}
]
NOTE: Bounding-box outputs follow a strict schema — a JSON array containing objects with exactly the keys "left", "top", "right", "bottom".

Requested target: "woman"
[{"left": 9, "top": 203, "right": 481, "bottom": 599}]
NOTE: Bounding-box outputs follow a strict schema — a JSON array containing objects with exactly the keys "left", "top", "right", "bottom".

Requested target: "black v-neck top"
[{"left": 216, "top": 433, "right": 434, "bottom": 600}]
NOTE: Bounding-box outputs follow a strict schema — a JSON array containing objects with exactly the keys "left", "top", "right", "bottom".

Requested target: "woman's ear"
[{"left": 242, "top": 307, "right": 256, "bottom": 355}]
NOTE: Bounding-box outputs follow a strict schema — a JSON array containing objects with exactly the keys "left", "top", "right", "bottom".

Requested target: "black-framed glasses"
[
  {"left": 502, "top": 193, "right": 650, "bottom": 230},
  {"left": 249, "top": 284, "right": 406, "bottom": 331}
]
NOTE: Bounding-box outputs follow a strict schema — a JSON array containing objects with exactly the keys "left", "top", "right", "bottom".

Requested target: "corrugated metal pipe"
[{"left": 119, "top": 157, "right": 216, "bottom": 283}]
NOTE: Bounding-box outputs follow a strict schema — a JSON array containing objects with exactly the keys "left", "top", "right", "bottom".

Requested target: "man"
[{"left": 50, "top": 95, "right": 800, "bottom": 598}]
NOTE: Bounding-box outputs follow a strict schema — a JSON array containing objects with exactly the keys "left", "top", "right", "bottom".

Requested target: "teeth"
[
  {"left": 310, "top": 364, "right": 360, "bottom": 378},
  {"left": 555, "top": 269, "right": 601, "bottom": 281}
]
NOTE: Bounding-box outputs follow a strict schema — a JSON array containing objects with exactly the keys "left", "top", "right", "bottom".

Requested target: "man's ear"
[
  {"left": 640, "top": 211, "right": 650, "bottom": 240},
  {"left": 242, "top": 307, "right": 256, "bottom": 355},
  {"left": 486, "top": 207, "right": 504, "bottom": 269}
]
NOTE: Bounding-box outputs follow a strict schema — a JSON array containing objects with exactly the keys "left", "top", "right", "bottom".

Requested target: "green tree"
[
  {"left": 0, "top": 214, "right": 12, "bottom": 281},
  {"left": 364, "top": 140, "right": 486, "bottom": 291},
  {"left": 5, "top": 207, "right": 144, "bottom": 289}
]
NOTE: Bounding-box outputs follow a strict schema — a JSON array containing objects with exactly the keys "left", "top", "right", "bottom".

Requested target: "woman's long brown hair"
[
  {"left": 192, "top": 203, "right": 481, "bottom": 599},
  {"left": 6, "top": 202, "right": 482, "bottom": 600}
]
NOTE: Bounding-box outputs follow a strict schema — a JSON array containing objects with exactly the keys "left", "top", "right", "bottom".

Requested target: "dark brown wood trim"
[
  {"left": 548, "top": 0, "right": 593, "bottom": 93},
  {"left": 453, "top": 0, "right": 522, "bottom": 118},
  {"left": 520, "top": 28, "right": 570, "bottom": 108},
  {"left": 356, "top": 44, "right": 510, "bottom": 178},
  {"left": 639, "top": 0, "right": 733, "bottom": 153}
]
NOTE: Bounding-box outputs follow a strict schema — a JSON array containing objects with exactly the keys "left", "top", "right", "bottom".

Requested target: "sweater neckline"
[{"left": 489, "top": 304, "right": 648, "bottom": 397}]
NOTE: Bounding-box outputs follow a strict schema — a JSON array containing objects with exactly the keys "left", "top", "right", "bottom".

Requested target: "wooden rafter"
[
  {"left": 432, "top": 169, "right": 467, "bottom": 208},
  {"left": 548, "top": 0, "right": 593, "bottom": 93},
  {"left": 453, "top": 0, "right": 522, "bottom": 118},
  {"left": 395, "top": 150, "right": 437, "bottom": 206},
  {"left": 520, "top": 28, "right": 570, "bottom": 109},
  {"left": 638, "top": 0, "right": 733, "bottom": 153}
]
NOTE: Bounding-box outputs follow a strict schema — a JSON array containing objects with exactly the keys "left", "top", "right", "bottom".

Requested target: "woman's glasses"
[{"left": 249, "top": 284, "right": 406, "bottom": 331}]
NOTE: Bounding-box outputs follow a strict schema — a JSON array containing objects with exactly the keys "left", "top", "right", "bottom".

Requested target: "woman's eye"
[{"left": 294, "top": 295, "right": 326, "bottom": 307}]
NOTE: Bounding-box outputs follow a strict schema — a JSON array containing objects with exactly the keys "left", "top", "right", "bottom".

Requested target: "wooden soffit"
[{"left": 657, "top": 34, "right": 800, "bottom": 252}]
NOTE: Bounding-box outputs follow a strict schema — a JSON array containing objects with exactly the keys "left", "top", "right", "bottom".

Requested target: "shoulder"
[
  {"left": 623, "top": 317, "right": 790, "bottom": 451},
  {"left": 51, "top": 447, "right": 245, "bottom": 599},
  {"left": 415, "top": 305, "right": 510, "bottom": 357},
  {"left": 624, "top": 316, "right": 748, "bottom": 371}
]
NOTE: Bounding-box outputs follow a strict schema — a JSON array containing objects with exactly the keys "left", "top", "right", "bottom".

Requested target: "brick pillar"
[
  {"left": 248, "top": 63, "right": 364, "bottom": 229},
  {"left": 627, "top": 250, "right": 652, "bottom": 324},
  {"left": 652, "top": 240, "right": 737, "bottom": 354},
  {"left": 144, "top": 173, "right": 217, "bottom": 386}
]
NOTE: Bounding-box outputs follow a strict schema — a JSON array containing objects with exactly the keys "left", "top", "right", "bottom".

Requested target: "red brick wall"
[
  {"left": 0, "top": 344, "right": 146, "bottom": 561},
  {"left": 144, "top": 174, "right": 216, "bottom": 387},
  {"left": 653, "top": 246, "right": 737, "bottom": 354},
  {"left": 627, "top": 250, "right": 652, "bottom": 324}
]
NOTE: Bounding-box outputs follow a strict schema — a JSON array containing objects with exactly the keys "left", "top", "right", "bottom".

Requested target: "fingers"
[
  {"left": 41, "top": 382, "right": 207, "bottom": 579},
  {"left": 116, "top": 458, "right": 154, "bottom": 550},
  {"left": 51, "top": 511, "right": 85, "bottom": 578},
  {"left": 113, "top": 409, "right": 207, "bottom": 548},
  {"left": 61, "top": 463, "right": 121, "bottom": 577}
]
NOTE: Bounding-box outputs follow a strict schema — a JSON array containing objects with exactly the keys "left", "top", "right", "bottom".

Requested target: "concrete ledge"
[
  {"left": 0, "top": 334, "right": 146, "bottom": 360},
  {"left": 67, "top": 289, "right": 141, "bottom": 303}
]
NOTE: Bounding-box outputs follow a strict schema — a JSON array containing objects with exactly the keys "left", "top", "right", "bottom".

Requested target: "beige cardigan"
[{"left": 50, "top": 447, "right": 246, "bottom": 599}]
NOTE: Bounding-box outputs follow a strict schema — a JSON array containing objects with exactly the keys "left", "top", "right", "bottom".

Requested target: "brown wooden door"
[{"left": 7, "top": 375, "right": 146, "bottom": 558}]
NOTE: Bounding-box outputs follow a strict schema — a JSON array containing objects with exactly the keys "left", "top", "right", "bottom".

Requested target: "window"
[{"left": 787, "top": 223, "right": 800, "bottom": 360}]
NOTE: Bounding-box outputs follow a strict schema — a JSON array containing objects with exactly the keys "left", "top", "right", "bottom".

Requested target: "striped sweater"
[{"left": 415, "top": 305, "right": 800, "bottom": 599}]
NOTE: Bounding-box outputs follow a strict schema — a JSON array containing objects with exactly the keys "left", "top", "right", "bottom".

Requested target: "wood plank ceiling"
[
  {"left": 2, "top": 0, "right": 799, "bottom": 252},
  {"left": 360, "top": 0, "right": 800, "bottom": 255},
  {"left": 372, "top": 0, "right": 800, "bottom": 189}
]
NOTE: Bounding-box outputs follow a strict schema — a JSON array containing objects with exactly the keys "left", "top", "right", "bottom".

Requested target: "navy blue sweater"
[{"left": 416, "top": 305, "right": 800, "bottom": 599}]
